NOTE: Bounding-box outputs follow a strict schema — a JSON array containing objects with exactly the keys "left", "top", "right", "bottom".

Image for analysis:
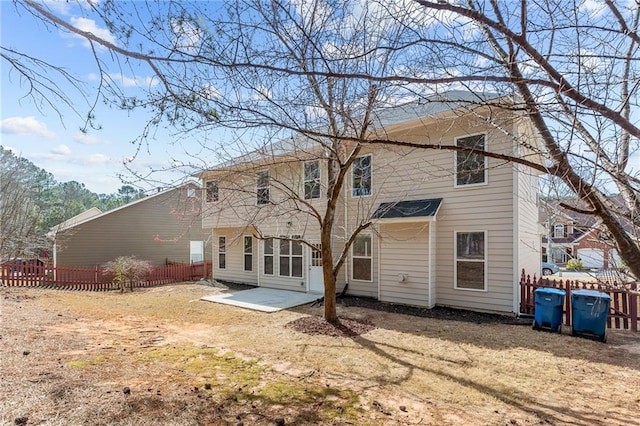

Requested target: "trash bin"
[
  {"left": 533, "top": 287, "right": 566, "bottom": 333},
  {"left": 571, "top": 289, "right": 611, "bottom": 342}
]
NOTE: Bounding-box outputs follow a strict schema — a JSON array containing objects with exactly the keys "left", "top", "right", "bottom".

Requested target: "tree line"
[{"left": 0, "top": 146, "right": 145, "bottom": 259}]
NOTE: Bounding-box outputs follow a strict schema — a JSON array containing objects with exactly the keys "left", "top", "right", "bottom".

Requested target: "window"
[
  {"left": 279, "top": 237, "right": 303, "bottom": 277},
  {"left": 455, "top": 134, "right": 486, "bottom": 186},
  {"left": 553, "top": 223, "right": 565, "bottom": 239},
  {"left": 263, "top": 239, "right": 274, "bottom": 275},
  {"left": 352, "top": 234, "right": 372, "bottom": 281},
  {"left": 244, "top": 236, "right": 253, "bottom": 272},
  {"left": 455, "top": 231, "right": 486, "bottom": 290},
  {"left": 257, "top": 171, "right": 270, "bottom": 205},
  {"left": 218, "top": 236, "right": 226, "bottom": 269},
  {"left": 352, "top": 155, "right": 372, "bottom": 196},
  {"left": 304, "top": 160, "right": 321, "bottom": 199},
  {"left": 187, "top": 188, "right": 196, "bottom": 198},
  {"left": 205, "top": 180, "right": 219, "bottom": 202}
]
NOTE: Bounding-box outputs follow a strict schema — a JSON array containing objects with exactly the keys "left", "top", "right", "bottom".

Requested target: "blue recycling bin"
[
  {"left": 571, "top": 289, "right": 611, "bottom": 342},
  {"left": 533, "top": 287, "right": 566, "bottom": 332}
]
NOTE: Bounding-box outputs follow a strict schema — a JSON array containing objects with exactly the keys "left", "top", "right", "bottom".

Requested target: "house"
[
  {"left": 199, "top": 92, "right": 542, "bottom": 314},
  {"left": 540, "top": 198, "right": 637, "bottom": 269},
  {"left": 49, "top": 184, "right": 210, "bottom": 267}
]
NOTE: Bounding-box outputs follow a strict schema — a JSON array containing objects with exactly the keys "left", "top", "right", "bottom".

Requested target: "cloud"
[
  {"left": 51, "top": 144, "right": 72, "bottom": 155},
  {"left": 73, "top": 132, "right": 101, "bottom": 145},
  {"left": 106, "top": 73, "right": 158, "bottom": 88},
  {"left": 69, "top": 16, "right": 116, "bottom": 47},
  {"left": 0, "top": 116, "right": 56, "bottom": 139},
  {"left": 85, "top": 153, "right": 110, "bottom": 164}
]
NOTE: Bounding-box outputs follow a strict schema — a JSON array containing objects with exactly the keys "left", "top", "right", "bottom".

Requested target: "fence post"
[
  {"left": 631, "top": 283, "right": 638, "bottom": 333},
  {"left": 565, "top": 279, "right": 572, "bottom": 328}
]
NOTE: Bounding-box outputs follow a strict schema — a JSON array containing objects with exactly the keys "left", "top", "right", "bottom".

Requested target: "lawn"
[{"left": 1, "top": 283, "right": 639, "bottom": 425}]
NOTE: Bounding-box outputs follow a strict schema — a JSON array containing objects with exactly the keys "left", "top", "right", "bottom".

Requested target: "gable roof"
[
  {"left": 198, "top": 90, "right": 506, "bottom": 174},
  {"left": 49, "top": 184, "right": 199, "bottom": 234}
]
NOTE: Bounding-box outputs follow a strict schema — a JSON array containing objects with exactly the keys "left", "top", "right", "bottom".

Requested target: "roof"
[
  {"left": 49, "top": 184, "right": 199, "bottom": 234},
  {"left": 199, "top": 90, "right": 505, "bottom": 174},
  {"left": 372, "top": 198, "right": 443, "bottom": 221}
]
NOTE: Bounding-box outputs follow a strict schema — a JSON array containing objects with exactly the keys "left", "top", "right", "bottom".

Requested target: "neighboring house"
[
  {"left": 199, "top": 92, "right": 542, "bottom": 314},
  {"left": 540, "top": 198, "right": 637, "bottom": 269},
  {"left": 50, "top": 184, "right": 210, "bottom": 267}
]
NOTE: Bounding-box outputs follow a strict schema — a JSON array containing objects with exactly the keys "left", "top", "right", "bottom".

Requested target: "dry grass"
[{"left": 1, "top": 283, "right": 639, "bottom": 425}]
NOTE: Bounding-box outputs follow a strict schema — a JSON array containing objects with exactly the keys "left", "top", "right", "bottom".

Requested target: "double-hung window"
[
  {"left": 304, "top": 160, "right": 321, "bottom": 199},
  {"left": 218, "top": 236, "right": 226, "bottom": 269},
  {"left": 205, "top": 180, "right": 219, "bottom": 202},
  {"left": 352, "top": 155, "right": 372, "bottom": 196},
  {"left": 455, "top": 134, "right": 486, "bottom": 186},
  {"left": 244, "top": 236, "right": 253, "bottom": 272},
  {"left": 455, "top": 231, "right": 486, "bottom": 290},
  {"left": 257, "top": 171, "right": 270, "bottom": 205},
  {"left": 279, "top": 237, "right": 303, "bottom": 277},
  {"left": 263, "top": 239, "right": 274, "bottom": 275},
  {"left": 553, "top": 224, "right": 565, "bottom": 238},
  {"left": 352, "top": 234, "right": 372, "bottom": 281}
]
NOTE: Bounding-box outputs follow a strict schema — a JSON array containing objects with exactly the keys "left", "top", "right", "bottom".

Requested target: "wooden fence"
[
  {"left": 0, "top": 261, "right": 212, "bottom": 291},
  {"left": 520, "top": 270, "right": 638, "bottom": 332}
]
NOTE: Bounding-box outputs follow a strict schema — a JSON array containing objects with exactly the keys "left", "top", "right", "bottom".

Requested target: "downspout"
[
  {"left": 377, "top": 225, "right": 381, "bottom": 301},
  {"left": 344, "top": 175, "right": 349, "bottom": 286}
]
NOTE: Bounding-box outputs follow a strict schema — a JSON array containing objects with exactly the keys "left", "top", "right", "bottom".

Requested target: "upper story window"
[
  {"left": 352, "top": 154, "right": 372, "bottom": 196},
  {"left": 257, "top": 171, "right": 270, "bottom": 205},
  {"left": 455, "top": 231, "right": 486, "bottom": 291},
  {"left": 205, "top": 180, "right": 219, "bottom": 202},
  {"left": 304, "top": 160, "right": 321, "bottom": 200},
  {"left": 553, "top": 223, "right": 565, "bottom": 238},
  {"left": 455, "top": 134, "right": 487, "bottom": 187}
]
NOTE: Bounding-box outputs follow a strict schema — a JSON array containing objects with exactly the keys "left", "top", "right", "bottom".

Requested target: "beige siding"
[
  {"left": 212, "top": 228, "right": 259, "bottom": 285},
  {"left": 379, "top": 222, "right": 431, "bottom": 307},
  {"left": 55, "top": 188, "right": 208, "bottom": 267}
]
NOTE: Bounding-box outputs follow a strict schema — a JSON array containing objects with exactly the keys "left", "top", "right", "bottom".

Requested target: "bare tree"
[{"left": 6, "top": 0, "right": 640, "bottom": 316}]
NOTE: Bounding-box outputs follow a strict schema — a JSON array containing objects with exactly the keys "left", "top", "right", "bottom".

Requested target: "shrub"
[
  {"left": 566, "top": 258, "right": 583, "bottom": 271},
  {"left": 103, "top": 256, "right": 152, "bottom": 292}
]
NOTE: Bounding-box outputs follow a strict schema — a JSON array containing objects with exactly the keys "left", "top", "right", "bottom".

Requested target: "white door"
[
  {"left": 308, "top": 243, "right": 324, "bottom": 293},
  {"left": 190, "top": 241, "right": 204, "bottom": 263},
  {"left": 578, "top": 248, "right": 604, "bottom": 269}
]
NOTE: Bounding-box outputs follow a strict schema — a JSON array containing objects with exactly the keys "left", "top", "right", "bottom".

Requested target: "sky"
[{"left": 0, "top": 1, "right": 198, "bottom": 194}]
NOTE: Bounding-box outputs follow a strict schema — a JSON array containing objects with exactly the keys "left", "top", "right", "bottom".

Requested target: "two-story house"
[{"left": 199, "top": 92, "right": 541, "bottom": 314}]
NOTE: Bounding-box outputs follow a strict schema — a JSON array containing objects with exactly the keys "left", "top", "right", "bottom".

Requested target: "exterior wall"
[
  {"left": 212, "top": 227, "right": 259, "bottom": 285},
  {"left": 55, "top": 188, "right": 209, "bottom": 267},
  {"left": 200, "top": 108, "right": 541, "bottom": 314},
  {"left": 378, "top": 222, "right": 431, "bottom": 307}
]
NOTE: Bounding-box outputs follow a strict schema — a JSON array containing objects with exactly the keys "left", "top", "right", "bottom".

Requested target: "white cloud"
[
  {"left": 73, "top": 132, "right": 100, "bottom": 145},
  {"left": 85, "top": 153, "right": 110, "bottom": 164},
  {"left": 0, "top": 116, "right": 55, "bottom": 139},
  {"left": 69, "top": 16, "right": 116, "bottom": 47},
  {"left": 107, "top": 73, "right": 158, "bottom": 88},
  {"left": 51, "top": 144, "right": 72, "bottom": 155}
]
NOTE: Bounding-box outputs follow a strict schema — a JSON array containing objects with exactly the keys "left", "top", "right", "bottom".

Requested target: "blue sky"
[{"left": 0, "top": 1, "right": 195, "bottom": 194}]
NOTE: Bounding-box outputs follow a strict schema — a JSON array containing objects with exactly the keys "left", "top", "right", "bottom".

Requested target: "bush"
[
  {"left": 103, "top": 256, "right": 152, "bottom": 292},
  {"left": 566, "top": 258, "right": 583, "bottom": 271}
]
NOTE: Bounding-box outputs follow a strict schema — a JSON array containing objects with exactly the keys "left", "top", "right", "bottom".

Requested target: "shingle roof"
[{"left": 372, "top": 198, "right": 443, "bottom": 220}]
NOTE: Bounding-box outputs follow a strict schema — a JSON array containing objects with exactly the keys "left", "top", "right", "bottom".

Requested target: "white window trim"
[
  {"left": 243, "top": 235, "right": 253, "bottom": 272},
  {"left": 205, "top": 180, "right": 219, "bottom": 202},
  {"left": 263, "top": 238, "right": 274, "bottom": 276},
  {"left": 218, "top": 235, "right": 226, "bottom": 270},
  {"left": 278, "top": 237, "right": 303, "bottom": 278},
  {"left": 453, "top": 230, "right": 488, "bottom": 292},
  {"left": 256, "top": 171, "right": 270, "bottom": 205},
  {"left": 454, "top": 133, "right": 488, "bottom": 188},
  {"left": 351, "top": 154, "right": 373, "bottom": 198},
  {"left": 351, "top": 233, "right": 373, "bottom": 282},
  {"left": 303, "top": 160, "right": 321, "bottom": 200},
  {"left": 553, "top": 223, "right": 565, "bottom": 239}
]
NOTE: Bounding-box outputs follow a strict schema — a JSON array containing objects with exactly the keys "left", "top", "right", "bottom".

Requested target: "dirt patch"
[{"left": 2, "top": 283, "right": 640, "bottom": 426}]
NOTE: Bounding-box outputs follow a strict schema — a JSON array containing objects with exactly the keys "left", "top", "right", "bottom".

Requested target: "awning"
[{"left": 372, "top": 198, "right": 443, "bottom": 222}]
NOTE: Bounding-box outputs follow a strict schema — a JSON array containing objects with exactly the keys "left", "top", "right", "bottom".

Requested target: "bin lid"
[
  {"left": 534, "top": 287, "right": 566, "bottom": 296},
  {"left": 571, "top": 289, "right": 611, "bottom": 301}
]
